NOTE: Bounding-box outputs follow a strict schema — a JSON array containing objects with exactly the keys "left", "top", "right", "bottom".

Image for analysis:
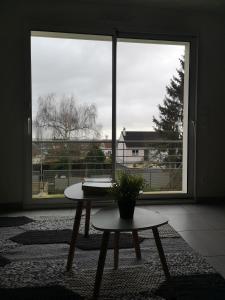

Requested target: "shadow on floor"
[{"left": 155, "top": 273, "right": 225, "bottom": 300}]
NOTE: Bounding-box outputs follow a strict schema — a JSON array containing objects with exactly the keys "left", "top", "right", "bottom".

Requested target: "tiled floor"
[
  {"left": 2, "top": 203, "right": 225, "bottom": 278},
  {"left": 146, "top": 204, "right": 225, "bottom": 278}
]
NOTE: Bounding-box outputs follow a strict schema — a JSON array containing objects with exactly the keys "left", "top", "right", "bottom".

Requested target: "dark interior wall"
[
  {"left": 196, "top": 20, "right": 225, "bottom": 199},
  {"left": 1, "top": 0, "right": 225, "bottom": 205}
]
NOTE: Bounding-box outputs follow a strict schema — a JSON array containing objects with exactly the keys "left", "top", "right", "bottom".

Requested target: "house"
[
  {"left": 100, "top": 141, "right": 112, "bottom": 158},
  {"left": 116, "top": 128, "right": 168, "bottom": 166}
]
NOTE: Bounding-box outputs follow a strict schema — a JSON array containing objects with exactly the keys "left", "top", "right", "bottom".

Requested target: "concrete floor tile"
[
  {"left": 180, "top": 230, "right": 225, "bottom": 256},
  {"left": 168, "top": 213, "right": 214, "bottom": 231},
  {"left": 206, "top": 256, "right": 225, "bottom": 278}
]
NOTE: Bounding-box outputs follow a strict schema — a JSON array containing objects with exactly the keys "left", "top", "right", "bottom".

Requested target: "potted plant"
[{"left": 111, "top": 172, "right": 145, "bottom": 219}]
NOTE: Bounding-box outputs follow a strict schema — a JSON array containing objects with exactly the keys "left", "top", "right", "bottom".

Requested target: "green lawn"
[{"left": 32, "top": 194, "right": 64, "bottom": 199}]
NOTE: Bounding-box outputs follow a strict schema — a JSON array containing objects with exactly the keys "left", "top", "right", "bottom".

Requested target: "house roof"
[{"left": 121, "top": 131, "right": 167, "bottom": 147}]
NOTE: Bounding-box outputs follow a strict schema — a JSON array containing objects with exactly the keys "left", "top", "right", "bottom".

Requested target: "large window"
[{"left": 31, "top": 31, "right": 189, "bottom": 199}]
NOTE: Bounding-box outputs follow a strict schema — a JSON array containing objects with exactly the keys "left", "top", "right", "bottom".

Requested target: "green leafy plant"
[{"left": 111, "top": 172, "right": 145, "bottom": 202}]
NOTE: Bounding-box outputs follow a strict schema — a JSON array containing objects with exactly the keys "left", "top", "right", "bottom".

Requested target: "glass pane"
[
  {"left": 31, "top": 33, "right": 112, "bottom": 198},
  {"left": 116, "top": 39, "right": 188, "bottom": 193}
]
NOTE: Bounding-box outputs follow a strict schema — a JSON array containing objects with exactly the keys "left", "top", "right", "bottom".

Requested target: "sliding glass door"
[
  {"left": 30, "top": 31, "right": 190, "bottom": 202},
  {"left": 116, "top": 39, "right": 189, "bottom": 194},
  {"left": 31, "top": 32, "right": 112, "bottom": 200}
]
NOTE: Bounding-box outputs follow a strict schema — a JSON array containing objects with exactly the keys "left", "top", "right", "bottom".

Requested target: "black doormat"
[
  {"left": 11, "top": 229, "right": 72, "bottom": 245},
  {"left": 0, "top": 217, "right": 34, "bottom": 227},
  {"left": 0, "top": 255, "right": 11, "bottom": 267},
  {"left": 0, "top": 285, "right": 83, "bottom": 300},
  {"left": 10, "top": 230, "right": 144, "bottom": 250},
  {"left": 155, "top": 273, "right": 225, "bottom": 300}
]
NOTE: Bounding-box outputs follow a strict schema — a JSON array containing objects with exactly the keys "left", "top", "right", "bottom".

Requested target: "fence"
[{"left": 32, "top": 139, "right": 183, "bottom": 196}]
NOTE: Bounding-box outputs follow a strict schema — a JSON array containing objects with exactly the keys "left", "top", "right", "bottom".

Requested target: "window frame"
[
  {"left": 24, "top": 29, "right": 198, "bottom": 207},
  {"left": 113, "top": 33, "right": 197, "bottom": 200}
]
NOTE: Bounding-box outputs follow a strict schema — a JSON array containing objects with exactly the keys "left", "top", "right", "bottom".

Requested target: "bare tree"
[{"left": 34, "top": 94, "right": 101, "bottom": 140}]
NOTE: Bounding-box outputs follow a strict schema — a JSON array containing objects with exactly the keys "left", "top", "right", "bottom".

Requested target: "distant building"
[
  {"left": 100, "top": 142, "right": 112, "bottom": 158},
  {"left": 116, "top": 128, "right": 167, "bottom": 166}
]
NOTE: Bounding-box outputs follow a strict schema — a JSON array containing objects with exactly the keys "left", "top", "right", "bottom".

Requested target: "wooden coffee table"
[
  {"left": 64, "top": 182, "right": 142, "bottom": 272},
  {"left": 92, "top": 207, "right": 170, "bottom": 299}
]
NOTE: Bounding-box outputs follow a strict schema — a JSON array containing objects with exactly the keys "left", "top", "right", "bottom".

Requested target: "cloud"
[{"left": 31, "top": 35, "right": 185, "bottom": 138}]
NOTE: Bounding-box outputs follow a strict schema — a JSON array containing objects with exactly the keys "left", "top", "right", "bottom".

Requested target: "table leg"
[
  {"left": 114, "top": 232, "right": 120, "bottom": 270},
  {"left": 132, "top": 230, "right": 142, "bottom": 259},
  {"left": 152, "top": 227, "right": 171, "bottom": 280},
  {"left": 66, "top": 201, "right": 83, "bottom": 271},
  {"left": 93, "top": 231, "right": 110, "bottom": 299},
  {"left": 84, "top": 200, "right": 92, "bottom": 238}
]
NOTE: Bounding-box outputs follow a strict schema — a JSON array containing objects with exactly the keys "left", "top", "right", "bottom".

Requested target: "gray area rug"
[
  {"left": 10, "top": 230, "right": 145, "bottom": 250},
  {"left": 0, "top": 214, "right": 224, "bottom": 299},
  {"left": 18, "top": 215, "right": 180, "bottom": 237},
  {"left": 0, "top": 255, "right": 10, "bottom": 267}
]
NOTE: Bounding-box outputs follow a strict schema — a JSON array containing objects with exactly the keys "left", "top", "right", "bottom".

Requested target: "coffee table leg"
[
  {"left": 132, "top": 230, "right": 142, "bottom": 259},
  {"left": 152, "top": 227, "right": 171, "bottom": 280},
  {"left": 114, "top": 232, "right": 120, "bottom": 270},
  {"left": 84, "top": 200, "right": 92, "bottom": 238},
  {"left": 66, "top": 201, "right": 83, "bottom": 271},
  {"left": 93, "top": 231, "right": 110, "bottom": 299}
]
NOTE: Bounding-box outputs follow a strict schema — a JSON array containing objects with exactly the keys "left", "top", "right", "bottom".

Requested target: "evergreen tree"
[
  {"left": 153, "top": 57, "right": 184, "bottom": 169},
  {"left": 86, "top": 145, "right": 106, "bottom": 169}
]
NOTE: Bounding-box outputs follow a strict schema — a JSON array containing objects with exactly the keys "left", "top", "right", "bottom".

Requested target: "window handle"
[
  {"left": 191, "top": 120, "right": 196, "bottom": 134},
  {"left": 28, "top": 117, "right": 31, "bottom": 135}
]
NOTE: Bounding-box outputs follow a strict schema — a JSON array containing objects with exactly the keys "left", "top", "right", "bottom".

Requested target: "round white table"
[
  {"left": 92, "top": 207, "right": 170, "bottom": 299},
  {"left": 64, "top": 182, "right": 111, "bottom": 271}
]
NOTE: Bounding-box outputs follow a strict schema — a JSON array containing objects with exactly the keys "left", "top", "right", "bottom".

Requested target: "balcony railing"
[{"left": 32, "top": 139, "right": 183, "bottom": 198}]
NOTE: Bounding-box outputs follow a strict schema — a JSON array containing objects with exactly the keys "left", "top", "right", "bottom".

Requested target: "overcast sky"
[{"left": 31, "top": 35, "right": 185, "bottom": 139}]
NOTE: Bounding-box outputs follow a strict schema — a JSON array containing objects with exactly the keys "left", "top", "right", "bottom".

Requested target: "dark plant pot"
[{"left": 117, "top": 199, "right": 136, "bottom": 219}]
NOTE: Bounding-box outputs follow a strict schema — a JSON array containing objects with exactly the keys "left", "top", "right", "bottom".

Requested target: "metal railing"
[{"left": 32, "top": 139, "right": 183, "bottom": 197}]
